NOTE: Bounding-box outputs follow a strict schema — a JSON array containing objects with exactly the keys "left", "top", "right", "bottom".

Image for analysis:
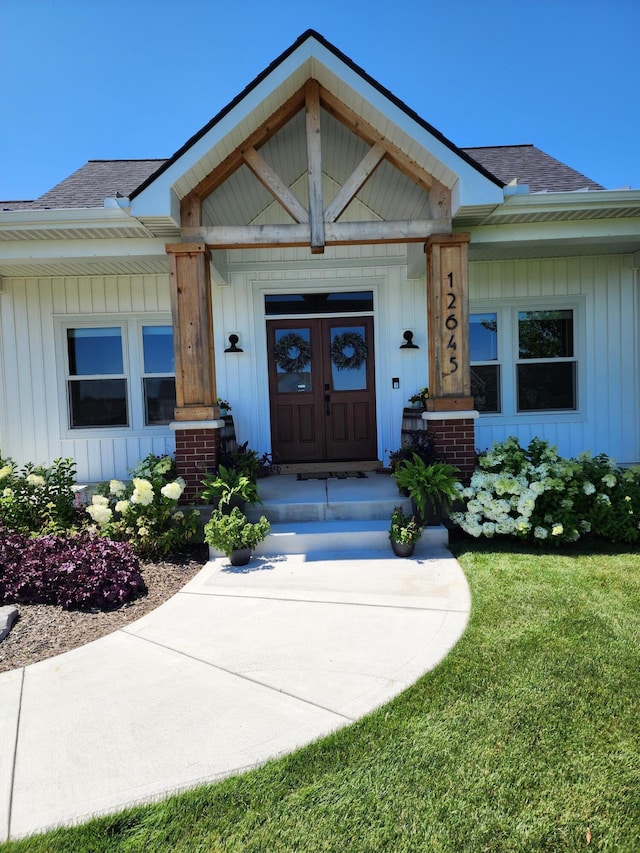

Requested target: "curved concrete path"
[{"left": 0, "top": 547, "right": 470, "bottom": 841}]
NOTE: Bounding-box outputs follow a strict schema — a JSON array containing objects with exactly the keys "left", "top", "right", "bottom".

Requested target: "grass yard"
[{"left": 3, "top": 542, "right": 639, "bottom": 852}]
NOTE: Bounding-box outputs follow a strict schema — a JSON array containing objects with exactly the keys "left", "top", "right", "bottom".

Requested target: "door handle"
[{"left": 324, "top": 393, "right": 331, "bottom": 415}]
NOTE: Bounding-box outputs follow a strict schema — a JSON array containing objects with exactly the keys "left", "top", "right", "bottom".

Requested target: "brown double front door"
[{"left": 267, "top": 316, "right": 377, "bottom": 463}]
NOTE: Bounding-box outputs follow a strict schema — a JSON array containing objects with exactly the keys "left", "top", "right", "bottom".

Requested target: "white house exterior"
[{"left": 1, "top": 31, "right": 639, "bottom": 498}]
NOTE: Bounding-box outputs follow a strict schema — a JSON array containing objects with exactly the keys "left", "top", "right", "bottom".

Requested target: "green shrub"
[
  {"left": 203, "top": 507, "right": 270, "bottom": 557},
  {"left": 0, "top": 455, "right": 80, "bottom": 535},
  {"left": 451, "top": 436, "right": 640, "bottom": 544},
  {"left": 86, "top": 453, "right": 200, "bottom": 559}
]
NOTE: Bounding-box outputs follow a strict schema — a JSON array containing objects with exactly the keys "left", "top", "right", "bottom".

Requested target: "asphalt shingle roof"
[
  {"left": 463, "top": 144, "right": 604, "bottom": 193},
  {"left": 0, "top": 145, "right": 605, "bottom": 212}
]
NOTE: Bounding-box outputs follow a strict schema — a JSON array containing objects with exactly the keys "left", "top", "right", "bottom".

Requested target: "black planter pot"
[
  {"left": 411, "top": 497, "right": 442, "bottom": 526},
  {"left": 391, "top": 540, "right": 415, "bottom": 558},
  {"left": 229, "top": 547, "right": 252, "bottom": 566},
  {"left": 218, "top": 496, "right": 247, "bottom": 516}
]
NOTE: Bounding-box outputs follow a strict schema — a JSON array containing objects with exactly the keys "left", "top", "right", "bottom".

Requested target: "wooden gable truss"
[{"left": 179, "top": 80, "right": 452, "bottom": 252}]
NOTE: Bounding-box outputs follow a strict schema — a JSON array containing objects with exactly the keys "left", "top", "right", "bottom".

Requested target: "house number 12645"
[{"left": 445, "top": 271, "right": 459, "bottom": 374}]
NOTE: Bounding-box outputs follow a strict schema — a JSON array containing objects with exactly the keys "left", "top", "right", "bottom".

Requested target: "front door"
[{"left": 267, "top": 316, "right": 377, "bottom": 463}]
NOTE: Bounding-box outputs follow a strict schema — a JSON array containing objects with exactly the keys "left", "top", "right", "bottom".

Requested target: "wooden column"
[
  {"left": 424, "top": 233, "right": 477, "bottom": 481},
  {"left": 165, "top": 242, "right": 217, "bottom": 420},
  {"left": 425, "top": 233, "right": 473, "bottom": 411}
]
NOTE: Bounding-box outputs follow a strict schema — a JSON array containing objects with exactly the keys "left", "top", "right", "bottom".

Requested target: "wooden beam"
[
  {"left": 324, "top": 142, "right": 386, "bottom": 223},
  {"left": 242, "top": 146, "right": 308, "bottom": 223},
  {"left": 320, "top": 86, "right": 435, "bottom": 193},
  {"left": 305, "top": 80, "right": 324, "bottom": 253},
  {"left": 180, "top": 194, "right": 202, "bottom": 228},
  {"left": 186, "top": 88, "right": 306, "bottom": 202},
  {"left": 183, "top": 218, "right": 451, "bottom": 248}
]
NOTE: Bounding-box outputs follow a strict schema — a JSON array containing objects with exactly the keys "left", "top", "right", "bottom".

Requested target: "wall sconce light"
[
  {"left": 224, "top": 334, "right": 244, "bottom": 353},
  {"left": 399, "top": 330, "right": 419, "bottom": 349}
]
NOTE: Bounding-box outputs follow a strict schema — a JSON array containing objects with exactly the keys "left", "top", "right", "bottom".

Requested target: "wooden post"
[
  {"left": 425, "top": 233, "right": 473, "bottom": 411},
  {"left": 424, "top": 233, "right": 477, "bottom": 481},
  {"left": 165, "top": 242, "right": 217, "bottom": 420}
]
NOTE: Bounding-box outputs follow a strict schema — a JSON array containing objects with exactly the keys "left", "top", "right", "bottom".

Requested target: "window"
[
  {"left": 517, "top": 310, "right": 576, "bottom": 411},
  {"left": 470, "top": 312, "right": 501, "bottom": 413},
  {"left": 142, "top": 326, "right": 176, "bottom": 425},
  {"left": 63, "top": 320, "right": 175, "bottom": 430},
  {"left": 66, "top": 327, "right": 128, "bottom": 427}
]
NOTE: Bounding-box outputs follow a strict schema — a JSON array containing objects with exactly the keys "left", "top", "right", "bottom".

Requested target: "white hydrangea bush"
[
  {"left": 87, "top": 454, "right": 199, "bottom": 558},
  {"left": 451, "top": 436, "right": 640, "bottom": 544}
]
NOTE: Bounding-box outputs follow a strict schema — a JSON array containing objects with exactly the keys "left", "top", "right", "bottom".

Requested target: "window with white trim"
[
  {"left": 516, "top": 309, "right": 576, "bottom": 411},
  {"left": 469, "top": 302, "right": 580, "bottom": 417},
  {"left": 63, "top": 319, "right": 175, "bottom": 430}
]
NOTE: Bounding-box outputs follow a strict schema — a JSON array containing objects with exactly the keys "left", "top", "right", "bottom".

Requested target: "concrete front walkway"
[{"left": 0, "top": 548, "right": 470, "bottom": 841}]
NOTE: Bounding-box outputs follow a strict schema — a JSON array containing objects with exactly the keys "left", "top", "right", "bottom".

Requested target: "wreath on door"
[
  {"left": 331, "top": 331, "right": 368, "bottom": 371},
  {"left": 273, "top": 332, "right": 312, "bottom": 373}
]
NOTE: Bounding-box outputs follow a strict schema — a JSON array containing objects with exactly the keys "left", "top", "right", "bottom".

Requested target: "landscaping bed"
[{"left": 0, "top": 545, "right": 207, "bottom": 673}]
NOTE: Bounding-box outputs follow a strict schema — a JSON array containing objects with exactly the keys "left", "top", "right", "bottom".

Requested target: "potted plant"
[
  {"left": 199, "top": 464, "right": 260, "bottom": 513},
  {"left": 408, "top": 386, "right": 429, "bottom": 409},
  {"left": 392, "top": 454, "right": 460, "bottom": 525},
  {"left": 204, "top": 507, "right": 271, "bottom": 566},
  {"left": 215, "top": 398, "right": 231, "bottom": 416},
  {"left": 388, "top": 505, "right": 422, "bottom": 557}
]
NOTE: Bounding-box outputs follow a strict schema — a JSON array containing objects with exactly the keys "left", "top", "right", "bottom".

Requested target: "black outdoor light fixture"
[
  {"left": 399, "top": 330, "right": 419, "bottom": 349},
  {"left": 224, "top": 334, "right": 244, "bottom": 353}
]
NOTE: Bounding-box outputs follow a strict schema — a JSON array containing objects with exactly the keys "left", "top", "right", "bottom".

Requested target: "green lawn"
[{"left": 3, "top": 542, "right": 639, "bottom": 852}]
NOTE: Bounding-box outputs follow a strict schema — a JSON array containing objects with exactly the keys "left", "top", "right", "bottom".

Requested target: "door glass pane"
[
  {"left": 67, "top": 327, "right": 123, "bottom": 375},
  {"left": 273, "top": 328, "right": 312, "bottom": 392},
  {"left": 330, "top": 326, "right": 368, "bottom": 391}
]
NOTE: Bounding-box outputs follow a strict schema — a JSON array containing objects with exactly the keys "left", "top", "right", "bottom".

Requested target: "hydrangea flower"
[
  {"left": 583, "top": 482, "right": 596, "bottom": 495},
  {"left": 86, "top": 502, "right": 113, "bottom": 526},
  {"left": 131, "top": 478, "right": 154, "bottom": 506},
  {"left": 0, "top": 464, "right": 12, "bottom": 480},
  {"left": 161, "top": 480, "right": 184, "bottom": 501},
  {"left": 551, "top": 524, "right": 564, "bottom": 536},
  {"left": 109, "top": 479, "right": 126, "bottom": 497},
  {"left": 26, "top": 473, "right": 45, "bottom": 487}
]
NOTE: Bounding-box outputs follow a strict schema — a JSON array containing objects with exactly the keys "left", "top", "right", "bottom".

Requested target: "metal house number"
[{"left": 445, "top": 271, "right": 459, "bottom": 375}]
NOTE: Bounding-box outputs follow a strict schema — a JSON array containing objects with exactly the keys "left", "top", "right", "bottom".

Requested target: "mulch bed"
[{"left": 0, "top": 544, "right": 209, "bottom": 674}]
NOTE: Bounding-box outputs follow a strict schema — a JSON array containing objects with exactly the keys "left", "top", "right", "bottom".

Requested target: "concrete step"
[
  {"left": 208, "top": 519, "right": 448, "bottom": 559},
  {"left": 245, "top": 496, "right": 411, "bottom": 524}
]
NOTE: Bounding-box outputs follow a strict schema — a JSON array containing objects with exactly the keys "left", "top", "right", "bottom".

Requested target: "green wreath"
[
  {"left": 273, "top": 332, "right": 312, "bottom": 373},
  {"left": 331, "top": 331, "right": 368, "bottom": 371}
]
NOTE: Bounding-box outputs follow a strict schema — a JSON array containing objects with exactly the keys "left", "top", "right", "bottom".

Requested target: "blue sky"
[{"left": 2, "top": 0, "right": 639, "bottom": 201}]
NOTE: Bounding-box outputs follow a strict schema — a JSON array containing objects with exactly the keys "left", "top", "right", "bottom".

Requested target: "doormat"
[{"left": 297, "top": 471, "right": 368, "bottom": 481}]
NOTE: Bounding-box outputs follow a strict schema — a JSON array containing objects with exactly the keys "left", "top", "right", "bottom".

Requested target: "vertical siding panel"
[
  {"left": 104, "top": 278, "right": 120, "bottom": 313},
  {"left": 130, "top": 276, "right": 145, "bottom": 312},
  {"left": 64, "top": 278, "right": 80, "bottom": 314},
  {"left": 117, "top": 276, "right": 133, "bottom": 312},
  {"left": 90, "top": 277, "right": 106, "bottom": 313}
]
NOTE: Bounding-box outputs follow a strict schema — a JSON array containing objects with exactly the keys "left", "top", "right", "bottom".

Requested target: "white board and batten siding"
[
  {"left": 0, "top": 274, "right": 175, "bottom": 482},
  {"left": 470, "top": 254, "right": 639, "bottom": 465}
]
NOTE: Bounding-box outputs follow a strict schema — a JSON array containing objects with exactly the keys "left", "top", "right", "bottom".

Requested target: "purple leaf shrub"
[{"left": 0, "top": 527, "right": 146, "bottom": 611}]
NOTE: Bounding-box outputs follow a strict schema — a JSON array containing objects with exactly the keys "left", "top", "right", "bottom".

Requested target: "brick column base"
[
  {"left": 422, "top": 410, "right": 479, "bottom": 484},
  {"left": 170, "top": 421, "right": 223, "bottom": 503}
]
